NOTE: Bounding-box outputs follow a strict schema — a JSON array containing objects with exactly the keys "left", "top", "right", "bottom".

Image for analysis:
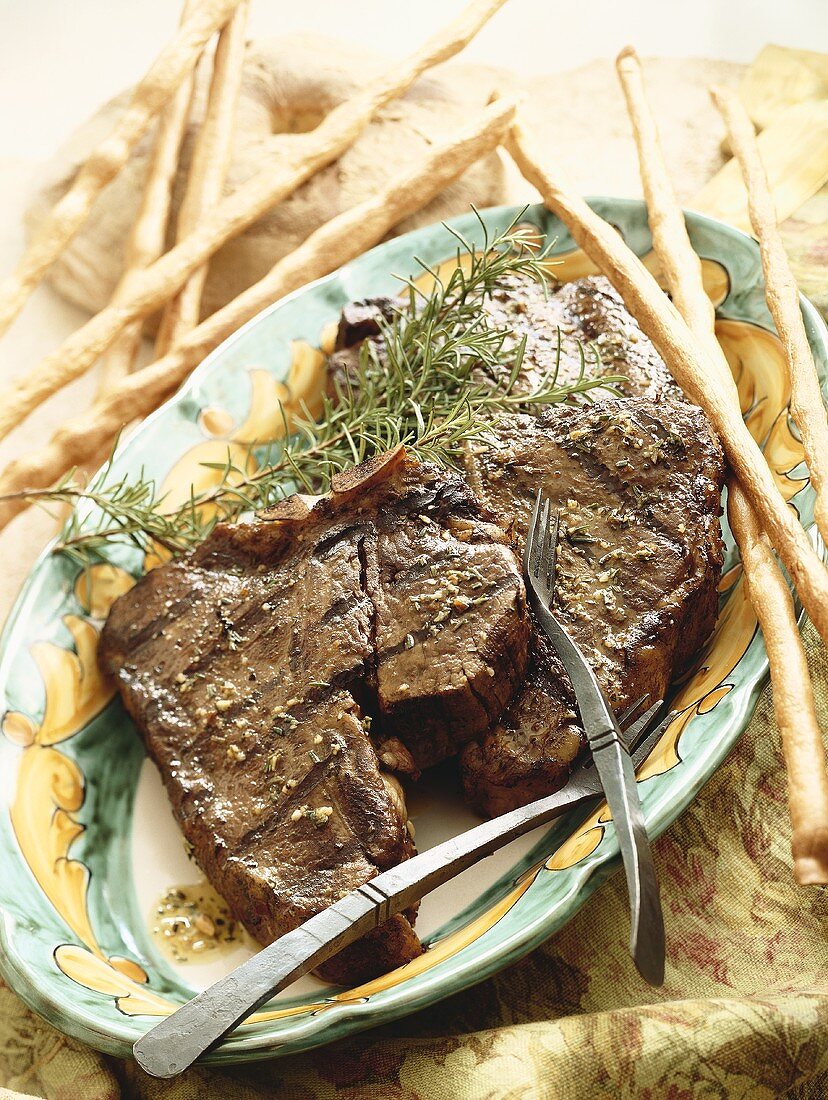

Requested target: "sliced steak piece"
[
  {"left": 99, "top": 447, "right": 529, "bottom": 980},
  {"left": 461, "top": 635, "right": 583, "bottom": 818},
  {"left": 370, "top": 492, "right": 529, "bottom": 767},
  {"left": 460, "top": 397, "right": 725, "bottom": 816}
]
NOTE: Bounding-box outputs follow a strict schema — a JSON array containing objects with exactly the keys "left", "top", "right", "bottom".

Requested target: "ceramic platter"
[{"left": 1, "top": 200, "right": 826, "bottom": 1065}]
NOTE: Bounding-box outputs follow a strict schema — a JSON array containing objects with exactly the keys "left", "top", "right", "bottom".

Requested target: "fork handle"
[
  {"left": 133, "top": 779, "right": 596, "bottom": 1078},
  {"left": 526, "top": 593, "right": 665, "bottom": 987},
  {"left": 587, "top": 727, "right": 665, "bottom": 986}
]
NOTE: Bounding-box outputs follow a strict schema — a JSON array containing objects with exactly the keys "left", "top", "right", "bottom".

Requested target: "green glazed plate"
[{"left": 0, "top": 200, "right": 825, "bottom": 1065}]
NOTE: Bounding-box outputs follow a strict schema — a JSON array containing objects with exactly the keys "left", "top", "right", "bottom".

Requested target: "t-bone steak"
[{"left": 99, "top": 447, "right": 530, "bottom": 981}]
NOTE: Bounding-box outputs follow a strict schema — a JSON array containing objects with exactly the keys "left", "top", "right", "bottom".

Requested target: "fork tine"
[
  {"left": 525, "top": 490, "right": 543, "bottom": 578},
  {"left": 618, "top": 694, "right": 650, "bottom": 730},
  {"left": 630, "top": 710, "right": 678, "bottom": 770},
  {"left": 623, "top": 699, "right": 662, "bottom": 751},
  {"left": 539, "top": 496, "right": 552, "bottom": 584},
  {"left": 547, "top": 508, "right": 559, "bottom": 593},
  {"left": 524, "top": 493, "right": 559, "bottom": 598}
]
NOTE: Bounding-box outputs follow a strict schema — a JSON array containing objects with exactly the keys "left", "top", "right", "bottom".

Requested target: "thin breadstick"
[
  {"left": 712, "top": 84, "right": 828, "bottom": 548},
  {"left": 156, "top": 0, "right": 249, "bottom": 354},
  {"left": 729, "top": 481, "right": 828, "bottom": 885},
  {"left": 616, "top": 48, "right": 724, "bottom": 377},
  {"left": 617, "top": 46, "right": 828, "bottom": 885},
  {"left": 0, "top": 0, "right": 508, "bottom": 443},
  {"left": 0, "top": 0, "right": 243, "bottom": 339},
  {"left": 96, "top": 0, "right": 202, "bottom": 396},
  {"left": 0, "top": 97, "right": 517, "bottom": 531},
  {"left": 506, "top": 113, "right": 828, "bottom": 648},
  {"left": 691, "top": 100, "right": 828, "bottom": 234}
]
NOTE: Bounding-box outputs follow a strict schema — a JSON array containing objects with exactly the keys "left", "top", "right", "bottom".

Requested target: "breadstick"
[
  {"left": 96, "top": 0, "right": 202, "bottom": 396},
  {"left": 729, "top": 481, "right": 828, "bottom": 884},
  {"left": 0, "top": 97, "right": 516, "bottom": 531},
  {"left": 712, "top": 84, "right": 828, "bottom": 548},
  {"left": 691, "top": 100, "right": 828, "bottom": 235},
  {"left": 0, "top": 0, "right": 243, "bottom": 339},
  {"left": 617, "top": 46, "right": 828, "bottom": 884},
  {"left": 616, "top": 48, "right": 724, "bottom": 375},
  {"left": 506, "top": 114, "right": 828, "bottom": 648},
  {"left": 156, "top": 0, "right": 249, "bottom": 353},
  {"left": 0, "top": 0, "right": 508, "bottom": 443}
]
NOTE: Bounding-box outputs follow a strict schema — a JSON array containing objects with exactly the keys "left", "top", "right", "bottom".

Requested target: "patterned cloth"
[{"left": 1, "top": 622, "right": 826, "bottom": 1099}]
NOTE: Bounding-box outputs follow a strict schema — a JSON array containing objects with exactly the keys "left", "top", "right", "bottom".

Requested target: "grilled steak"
[
  {"left": 99, "top": 447, "right": 530, "bottom": 981},
  {"left": 330, "top": 273, "right": 725, "bottom": 818},
  {"left": 460, "top": 397, "right": 725, "bottom": 815},
  {"left": 480, "top": 273, "right": 678, "bottom": 399},
  {"left": 328, "top": 274, "right": 678, "bottom": 402}
]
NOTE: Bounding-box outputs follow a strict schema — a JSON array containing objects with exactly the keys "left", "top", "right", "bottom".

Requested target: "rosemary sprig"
[
  {"left": 38, "top": 462, "right": 211, "bottom": 566},
  {"left": 3, "top": 211, "right": 624, "bottom": 566}
]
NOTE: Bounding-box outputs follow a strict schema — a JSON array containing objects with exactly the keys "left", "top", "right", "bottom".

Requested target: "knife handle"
[{"left": 133, "top": 891, "right": 379, "bottom": 1078}]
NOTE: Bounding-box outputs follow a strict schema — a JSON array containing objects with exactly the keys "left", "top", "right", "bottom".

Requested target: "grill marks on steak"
[
  {"left": 460, "top": 398, "right": 725, "bottom": 815},
  {"left": 99, "top": 448, "right": 529, "bottom": 981}
]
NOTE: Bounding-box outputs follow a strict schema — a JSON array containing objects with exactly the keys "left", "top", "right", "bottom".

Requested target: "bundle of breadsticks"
[
  {"left": 506, "top": 54, "right": 828, "bottom": 885},
  {"left": 0, "top": 0, "right": 512, "bottom": 522}
]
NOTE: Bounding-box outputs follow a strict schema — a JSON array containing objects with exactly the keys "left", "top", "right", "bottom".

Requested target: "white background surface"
[
  {"left": 0, "top": 0, "right": 824, "bottom": 596},
  {"left": 1, "top": 0, "right": 826, "bottom": 160}
]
